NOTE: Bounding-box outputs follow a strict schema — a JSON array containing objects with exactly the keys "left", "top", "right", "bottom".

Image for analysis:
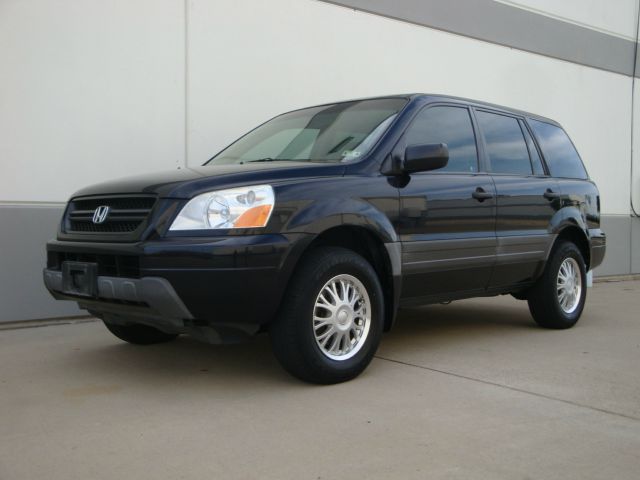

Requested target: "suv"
[{"left": 44, "top": 94, "right": 606, "bottom": 384}]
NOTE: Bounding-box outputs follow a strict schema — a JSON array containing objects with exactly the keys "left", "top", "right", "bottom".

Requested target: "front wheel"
[
  {"left": 270, "top": 247, "right": 384, "bottom": 384},
  {"left": 527, "top": 241, "right": 587, "bottom": 329}
]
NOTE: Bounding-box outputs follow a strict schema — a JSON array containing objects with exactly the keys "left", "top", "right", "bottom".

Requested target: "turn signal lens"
[{"left": 234, "top": 204, "right": 273, "bottom": 228}]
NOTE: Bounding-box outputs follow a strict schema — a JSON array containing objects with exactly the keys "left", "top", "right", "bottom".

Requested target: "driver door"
[{"left": 395, "top": 104, "right": 497, "bottom": 303}]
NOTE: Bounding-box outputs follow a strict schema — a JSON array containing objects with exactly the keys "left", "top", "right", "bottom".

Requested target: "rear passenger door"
[
  {"left": 474, "top": 109, "right": 560, "bottom": 289},
  {"left": 396, "top": 104, "right": 497, "bottom": 302}
]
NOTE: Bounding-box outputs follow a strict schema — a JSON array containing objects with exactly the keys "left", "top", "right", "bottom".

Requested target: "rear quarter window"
[{"left": 529, "top": 119, "right": 588, "bottom": 179}]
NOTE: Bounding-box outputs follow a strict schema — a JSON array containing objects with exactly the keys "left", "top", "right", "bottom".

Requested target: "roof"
[
  {"left": 413, "top": 93, "right": 559, "bottom": 125},
  {"left": 281, "top": 93, "right": 560, "bottom": 126}
]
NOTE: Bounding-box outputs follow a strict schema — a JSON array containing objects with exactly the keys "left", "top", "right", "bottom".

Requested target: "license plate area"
[{"left": 62, "top": 261, "right": 98, "bottom": 297}]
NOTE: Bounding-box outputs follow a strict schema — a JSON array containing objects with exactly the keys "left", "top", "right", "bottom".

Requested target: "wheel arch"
[
  {"left": 288, "top": 224, "right": 400, "bottom": 332},
  {"left": 547, "top": 206, "right": 592, "bottom": 270},
  {"left": 551, "top": 224, "right": 591, "bottom": 271}
]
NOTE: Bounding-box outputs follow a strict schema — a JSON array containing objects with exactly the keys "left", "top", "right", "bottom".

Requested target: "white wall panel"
[
  {"left": 188, "top": 0, "right": 632, "bottom": 215},
  {"left": 0, "top": 0, "right": 185, "bottom": 203}
]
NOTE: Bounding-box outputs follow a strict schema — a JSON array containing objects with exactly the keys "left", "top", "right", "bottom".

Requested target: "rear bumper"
[
  {"left": 589, "top": 228, "right": 606, "bottom": 270},
  {"left": 44, "top": 233, "right": 313, "bottom": 331}
]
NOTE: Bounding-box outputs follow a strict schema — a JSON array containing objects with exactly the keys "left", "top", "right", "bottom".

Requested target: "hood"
[{"left": 70, "top": 162, "right": 346, "bottom": 199}]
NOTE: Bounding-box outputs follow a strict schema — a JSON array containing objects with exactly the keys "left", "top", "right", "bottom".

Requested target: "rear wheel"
[
  {"left": 270, "top": 247, "right": 384, "bottom": 384},
  {"left": 527, "top": 241, "right": 587, "bottom": 329},
  {"left": 103, "top": 321, "right": 179, "bottom": 345}
]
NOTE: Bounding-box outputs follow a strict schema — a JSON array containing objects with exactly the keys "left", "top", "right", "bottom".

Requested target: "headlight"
[{"left": 169, "top": 185, "right": 274, "bottom": 231}]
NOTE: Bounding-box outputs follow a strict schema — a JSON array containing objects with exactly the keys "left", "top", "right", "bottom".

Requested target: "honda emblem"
[{"left": 92, "top": 205, "right": 110, "bottom": 224}]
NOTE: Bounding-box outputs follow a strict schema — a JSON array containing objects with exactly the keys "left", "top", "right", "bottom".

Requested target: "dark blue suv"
[{"left": 44, "top": 94, "right": 606, "bottom": 383}]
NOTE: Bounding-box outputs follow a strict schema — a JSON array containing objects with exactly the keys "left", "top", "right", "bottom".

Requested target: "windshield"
[{"left": 206, "top": 98, "right": 407, "bottom": 165}]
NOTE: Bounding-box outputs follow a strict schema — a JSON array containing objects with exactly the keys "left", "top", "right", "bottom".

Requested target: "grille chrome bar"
[{"left": 64, "top": 195, "right": 157, "bottom": 235}]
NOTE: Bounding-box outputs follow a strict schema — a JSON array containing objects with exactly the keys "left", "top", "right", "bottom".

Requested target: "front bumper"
[
  {"left": 44, "top": 233, "right": 312, "bottom": 333},
  {"left": 44, "top": 270, "right": 192, "bottom": 326}
]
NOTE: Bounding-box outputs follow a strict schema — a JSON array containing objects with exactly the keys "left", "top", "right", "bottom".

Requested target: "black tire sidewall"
[
  {"left": 272, "top": 247, "right": 384, "bottom": 383},
  {"left": 299, "top": 256, "right": 384, "bottom": 374},
  {"left": 550, "top": 243, "right": 586, "bottom": 323},
  {"left": 529, "top": 241, "right": 587, "bottom": 328}
]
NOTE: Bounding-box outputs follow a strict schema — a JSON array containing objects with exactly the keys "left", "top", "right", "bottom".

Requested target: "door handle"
[
  {"left": 472, "top": 187, "right": 493, "bottom": 201},
  {"left": 543, "top": 189, "right": 561, "bottom": 200}
]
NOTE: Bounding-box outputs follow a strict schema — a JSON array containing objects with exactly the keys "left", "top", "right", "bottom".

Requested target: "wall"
[
  {"left": 0, "top": 0, "right": 185, "bottom": 321},
  {"left": 0, "top": 0, "right": 638, "bottom": 321}
]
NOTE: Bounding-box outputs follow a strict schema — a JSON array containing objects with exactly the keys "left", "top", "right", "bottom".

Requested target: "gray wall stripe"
[
  {"left": 320, "top": 0, "right": 638, "bottom": 77},
  {"left": 0, "top": 205, "right": 81, "bottom": 323},
  {"left": 0, "top": 204, "right": 636, "bottom": 322},
  {"left": 636, "top": 39, "right": 640, "bottom": 77}
]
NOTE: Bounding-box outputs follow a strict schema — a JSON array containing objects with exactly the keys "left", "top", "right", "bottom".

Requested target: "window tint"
[
  {"left": 529, "top": 119, "right": 588, "bottom": 179},
  {"left": 242, "top": 128, "right": 318, "bottom": 160},
  {"left": 520, "top": 120, "right": 545, "bottom": 175},
  {"left": 476, "top": 111, "right": 532, "bottom": 175},
  {"left": 405, "top": 106, "right": 478, "bottom": 173}
]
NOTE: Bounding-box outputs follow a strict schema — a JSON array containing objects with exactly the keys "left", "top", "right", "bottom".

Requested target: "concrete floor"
[{"left": 1, "top": 281, "right": 639, "bottom": 480}]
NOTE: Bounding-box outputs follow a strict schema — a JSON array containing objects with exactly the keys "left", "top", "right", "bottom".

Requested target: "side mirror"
[{"left": 403, "top": 143, "right": 449, "bottom": 173}]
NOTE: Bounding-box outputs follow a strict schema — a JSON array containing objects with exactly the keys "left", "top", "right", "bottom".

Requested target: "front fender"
[
  {"left": 285, "top": 197, "right": 399, "bottom": 243},
  {"left": 271, "top": 176, "right": 402, "bottom": 329},
  {"left": 274, "top": 176, "right": 400, "bottom": 243}
]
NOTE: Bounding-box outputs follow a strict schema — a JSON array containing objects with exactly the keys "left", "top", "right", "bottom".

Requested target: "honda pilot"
[{"left": 44, "top": 94, "right": 606, "bottom": 383}]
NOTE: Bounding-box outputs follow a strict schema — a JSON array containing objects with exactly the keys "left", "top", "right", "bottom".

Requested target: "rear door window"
[
  {"left": 404, "top": 106, "right": 478, "bottom": 173},
  {"left": 476, "top": 111, "right": 532, "bottom": 175},
  {"left": 519, "top": 120, "right": 546, "bottom": 175},
  {"left": 528, "top": 120, "right": 588, "bottom": 179}
]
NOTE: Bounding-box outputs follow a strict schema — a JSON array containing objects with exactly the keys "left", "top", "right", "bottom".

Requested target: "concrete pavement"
[{"left": 1, "top": 280, "right": 639, "bottom": 479}]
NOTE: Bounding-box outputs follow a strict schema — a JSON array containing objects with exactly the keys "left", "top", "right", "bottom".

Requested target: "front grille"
[
  {"left": 68, "top": 221, "right": 142, "bottom": 233},
  {"left": 64, "top": 195, "right": 157, "bottom": 235},
  {"left": 47, "top": 251, "right": 140, "bottom": 278}
]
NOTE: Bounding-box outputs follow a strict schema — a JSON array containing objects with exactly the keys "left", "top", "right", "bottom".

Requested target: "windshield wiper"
[{"left": 240, "top": 157, "right": 290, "bottom": 164}]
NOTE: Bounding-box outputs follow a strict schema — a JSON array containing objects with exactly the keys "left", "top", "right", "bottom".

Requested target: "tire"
[
  {"left": 270, "top": 247, "right": 384, "bottom": 384},
  {"left": 527, "top": 241, "right": 587, "bottom": 329},
  {"left": 103, "top": 321, "right": 179, "bottom": 345}
]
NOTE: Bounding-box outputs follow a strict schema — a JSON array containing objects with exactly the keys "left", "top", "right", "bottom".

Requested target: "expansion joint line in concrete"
[{"left": 375, "top": 355, "right": 640, "bottom": 423}]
